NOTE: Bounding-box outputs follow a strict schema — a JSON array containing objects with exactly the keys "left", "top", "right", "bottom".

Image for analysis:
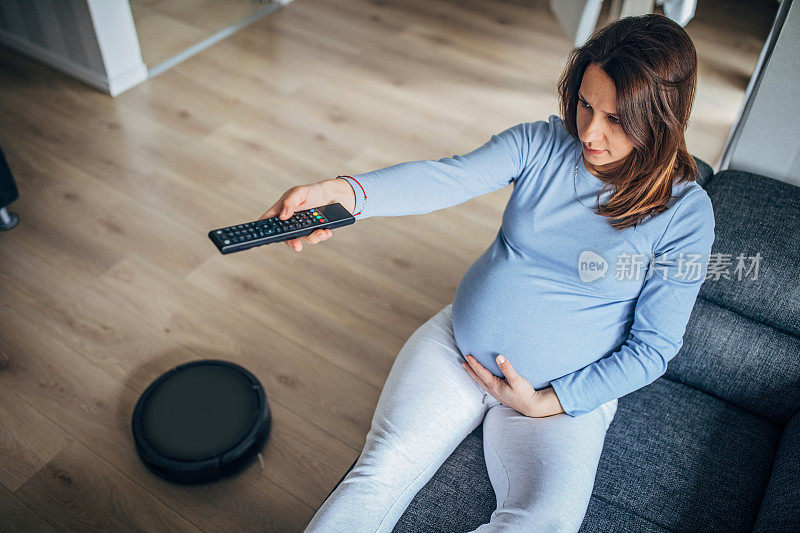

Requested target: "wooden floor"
[{"left": 0, "top": 0, "right": 777, "bottom": 530}]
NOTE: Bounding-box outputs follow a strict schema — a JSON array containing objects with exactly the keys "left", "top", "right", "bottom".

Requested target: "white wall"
[
  {"left": 719, "top": 0, "right": 799, "bottom": 185},
  {"left": 0, "top": 0, "right": 147, "bottom": 96}
]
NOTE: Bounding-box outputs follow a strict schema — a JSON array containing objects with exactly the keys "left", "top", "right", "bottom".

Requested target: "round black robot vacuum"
[{"left": 132, "top": 359, "right": 271, "bottom": 484}]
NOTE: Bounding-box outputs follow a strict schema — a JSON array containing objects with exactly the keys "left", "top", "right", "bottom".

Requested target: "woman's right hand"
[{"left": 258, "top": 181, "right": 336, "bottom": 252}]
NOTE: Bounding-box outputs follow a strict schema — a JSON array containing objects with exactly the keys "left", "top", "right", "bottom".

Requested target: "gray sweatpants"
[{"left": 304, "top": 302, "right": 618, "bottom": 532}]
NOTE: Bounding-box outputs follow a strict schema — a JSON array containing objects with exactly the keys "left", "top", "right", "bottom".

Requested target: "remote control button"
[
  {"left": 224, "top": 239, "right": 231, "bottom": 244},
  {"left": 216, "top": 230, "right": 223, "bottom": 234}
]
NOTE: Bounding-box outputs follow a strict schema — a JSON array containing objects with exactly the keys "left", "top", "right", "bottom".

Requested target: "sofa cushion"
[
  {"left": 698, "top": 169, "right": 800, "bottom": 336},
  {"left": 580, "top": 496, "right": 671, "bottom": 532},
  {"left": 588, "top": 378, "right": 780, "bottom": 532},
  {"left": 396, "top": 379, "right": 781, "bottom": 532},
  {"left": 663, "top": 169, "right": 800, "bottom": 423},
  {"left": 753, "top": 410, "right": 800, "bottom": 532},
  {"left": 664, "top": 297, "right": 800, "bottom": 424}
]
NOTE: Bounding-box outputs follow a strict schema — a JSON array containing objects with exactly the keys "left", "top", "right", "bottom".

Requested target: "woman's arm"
[{"left": 333, "top": 116, "right": 561, "bottom": 221}]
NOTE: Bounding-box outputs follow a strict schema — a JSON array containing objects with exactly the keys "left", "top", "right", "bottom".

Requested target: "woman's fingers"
[
  {"left": 464, "top": 355, "right": 503, "bottom": 393},
  {"left": 461, "top": 362, "right": 489, "bottom": 393},
  {"left": 309, "top": 229, "right": 331, "bottom": 242},
  {"left": 260, "top": 185, "right": 306, "bottom": 221},
  {"left": 285, "top": 229, "right": 332, "bottom": 252},
  {"left": 260, "top": 199, "right": 289, "bottom": 221}
]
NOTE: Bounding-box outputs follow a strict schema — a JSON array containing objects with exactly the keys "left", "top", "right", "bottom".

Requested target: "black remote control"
[{"left": 208, "top": 202, "right": 355, "bottom": 255}]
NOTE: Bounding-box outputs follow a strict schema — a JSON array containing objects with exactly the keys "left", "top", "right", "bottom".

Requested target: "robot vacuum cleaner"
[{"left": 132, "top": 359, "right": 271, "bottom": 484}]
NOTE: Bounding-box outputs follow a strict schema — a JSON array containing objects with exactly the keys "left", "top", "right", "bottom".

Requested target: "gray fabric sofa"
[{"left": 325, "top": 158, "right": 800, "bottom": 532}]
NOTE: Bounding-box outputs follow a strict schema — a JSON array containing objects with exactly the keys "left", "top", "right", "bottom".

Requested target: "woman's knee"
[
  {"left": 483, "top": 507, "right": 584, "bottom": 533},
  {"left": 598, "top": 398, "right": 618, "bottom": 431},
  {"left": 520, "top": 512, "right": 584, "bottom": 533}
]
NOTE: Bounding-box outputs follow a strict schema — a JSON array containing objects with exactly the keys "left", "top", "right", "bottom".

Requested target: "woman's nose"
[{"left": 581, "top": 118, "right": 605, "bottom": 144}]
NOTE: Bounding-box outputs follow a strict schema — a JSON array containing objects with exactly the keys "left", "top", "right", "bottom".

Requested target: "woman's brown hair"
[{"left": 557, "top": 13, "right": 698, "bottom": 230}]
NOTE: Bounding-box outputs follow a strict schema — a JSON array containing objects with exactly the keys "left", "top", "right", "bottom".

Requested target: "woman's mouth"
[{"left": 583, "top": 144, "right": 604, "bottom": 156}]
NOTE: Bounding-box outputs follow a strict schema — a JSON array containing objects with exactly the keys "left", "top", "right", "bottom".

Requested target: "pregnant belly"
[{"left": 451, "top": 252, "right": 633, "bottom": 389}]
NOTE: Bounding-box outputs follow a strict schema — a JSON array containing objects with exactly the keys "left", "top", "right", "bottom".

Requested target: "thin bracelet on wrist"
[{"left": 337, "top": 175, "right": 365, "bottom": 216}]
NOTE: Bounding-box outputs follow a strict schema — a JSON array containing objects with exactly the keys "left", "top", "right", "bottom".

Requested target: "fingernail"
[{"left": 496, "top": 355, "right": 506, "bottom": 364}]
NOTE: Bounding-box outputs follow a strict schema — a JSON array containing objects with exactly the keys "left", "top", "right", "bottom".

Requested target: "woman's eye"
[{"left": 579, "top": 98, "right": 620, "bottom": 124}]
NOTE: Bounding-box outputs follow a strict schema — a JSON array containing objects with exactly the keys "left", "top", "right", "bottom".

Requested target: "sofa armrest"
[
  {"left": 753, "top": 409, "right": 800, "bottom": 532},
  {"left": 692, "top": 155, "right": 714, "bottom": 189}
]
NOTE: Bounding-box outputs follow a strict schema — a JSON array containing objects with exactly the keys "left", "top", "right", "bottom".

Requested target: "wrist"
[
  {"left": 525, "top": 387, "right": 564, "bottom": 418},
  {"left": 545, "top": 387, "right": 565, "bottom": 415},
  {"left": 322, "top": 177, "right": 357, "bottom": 215}
]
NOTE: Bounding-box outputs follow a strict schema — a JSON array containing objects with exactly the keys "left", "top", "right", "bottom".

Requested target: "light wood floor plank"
[
  {"left": 0, "top": 389, "right": 73, "bottom": 492},
  {"left": 15, "top": 440, "right": 203, "bottom": 532}
]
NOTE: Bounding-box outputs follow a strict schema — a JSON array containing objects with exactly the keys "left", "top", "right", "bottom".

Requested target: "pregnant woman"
[{"left": 262, "top": 14, "right": 715, "bottom": 533}]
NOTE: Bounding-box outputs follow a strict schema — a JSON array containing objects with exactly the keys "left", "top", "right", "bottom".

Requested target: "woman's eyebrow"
[{"left": 578, "top": 92, "right": 619, "bottom": 118}]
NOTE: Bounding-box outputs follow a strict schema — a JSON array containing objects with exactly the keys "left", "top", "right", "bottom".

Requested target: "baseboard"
[{"left": 107, "top": 61, "right": 149, "bottom": 96}]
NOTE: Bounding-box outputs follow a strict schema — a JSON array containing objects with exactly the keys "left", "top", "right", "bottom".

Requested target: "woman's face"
[{"left": 576, "top": 63, "right": 634, "bottom": 175}]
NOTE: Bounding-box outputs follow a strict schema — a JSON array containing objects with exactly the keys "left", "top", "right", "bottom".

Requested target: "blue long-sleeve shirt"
[{"left": 338, "top": 114, "right": 715, "bottom": 417}]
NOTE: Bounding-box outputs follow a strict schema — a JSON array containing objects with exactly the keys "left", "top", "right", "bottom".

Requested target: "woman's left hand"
[{"left": 462, "top": 354, "right": 564, "bottom": 418}]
